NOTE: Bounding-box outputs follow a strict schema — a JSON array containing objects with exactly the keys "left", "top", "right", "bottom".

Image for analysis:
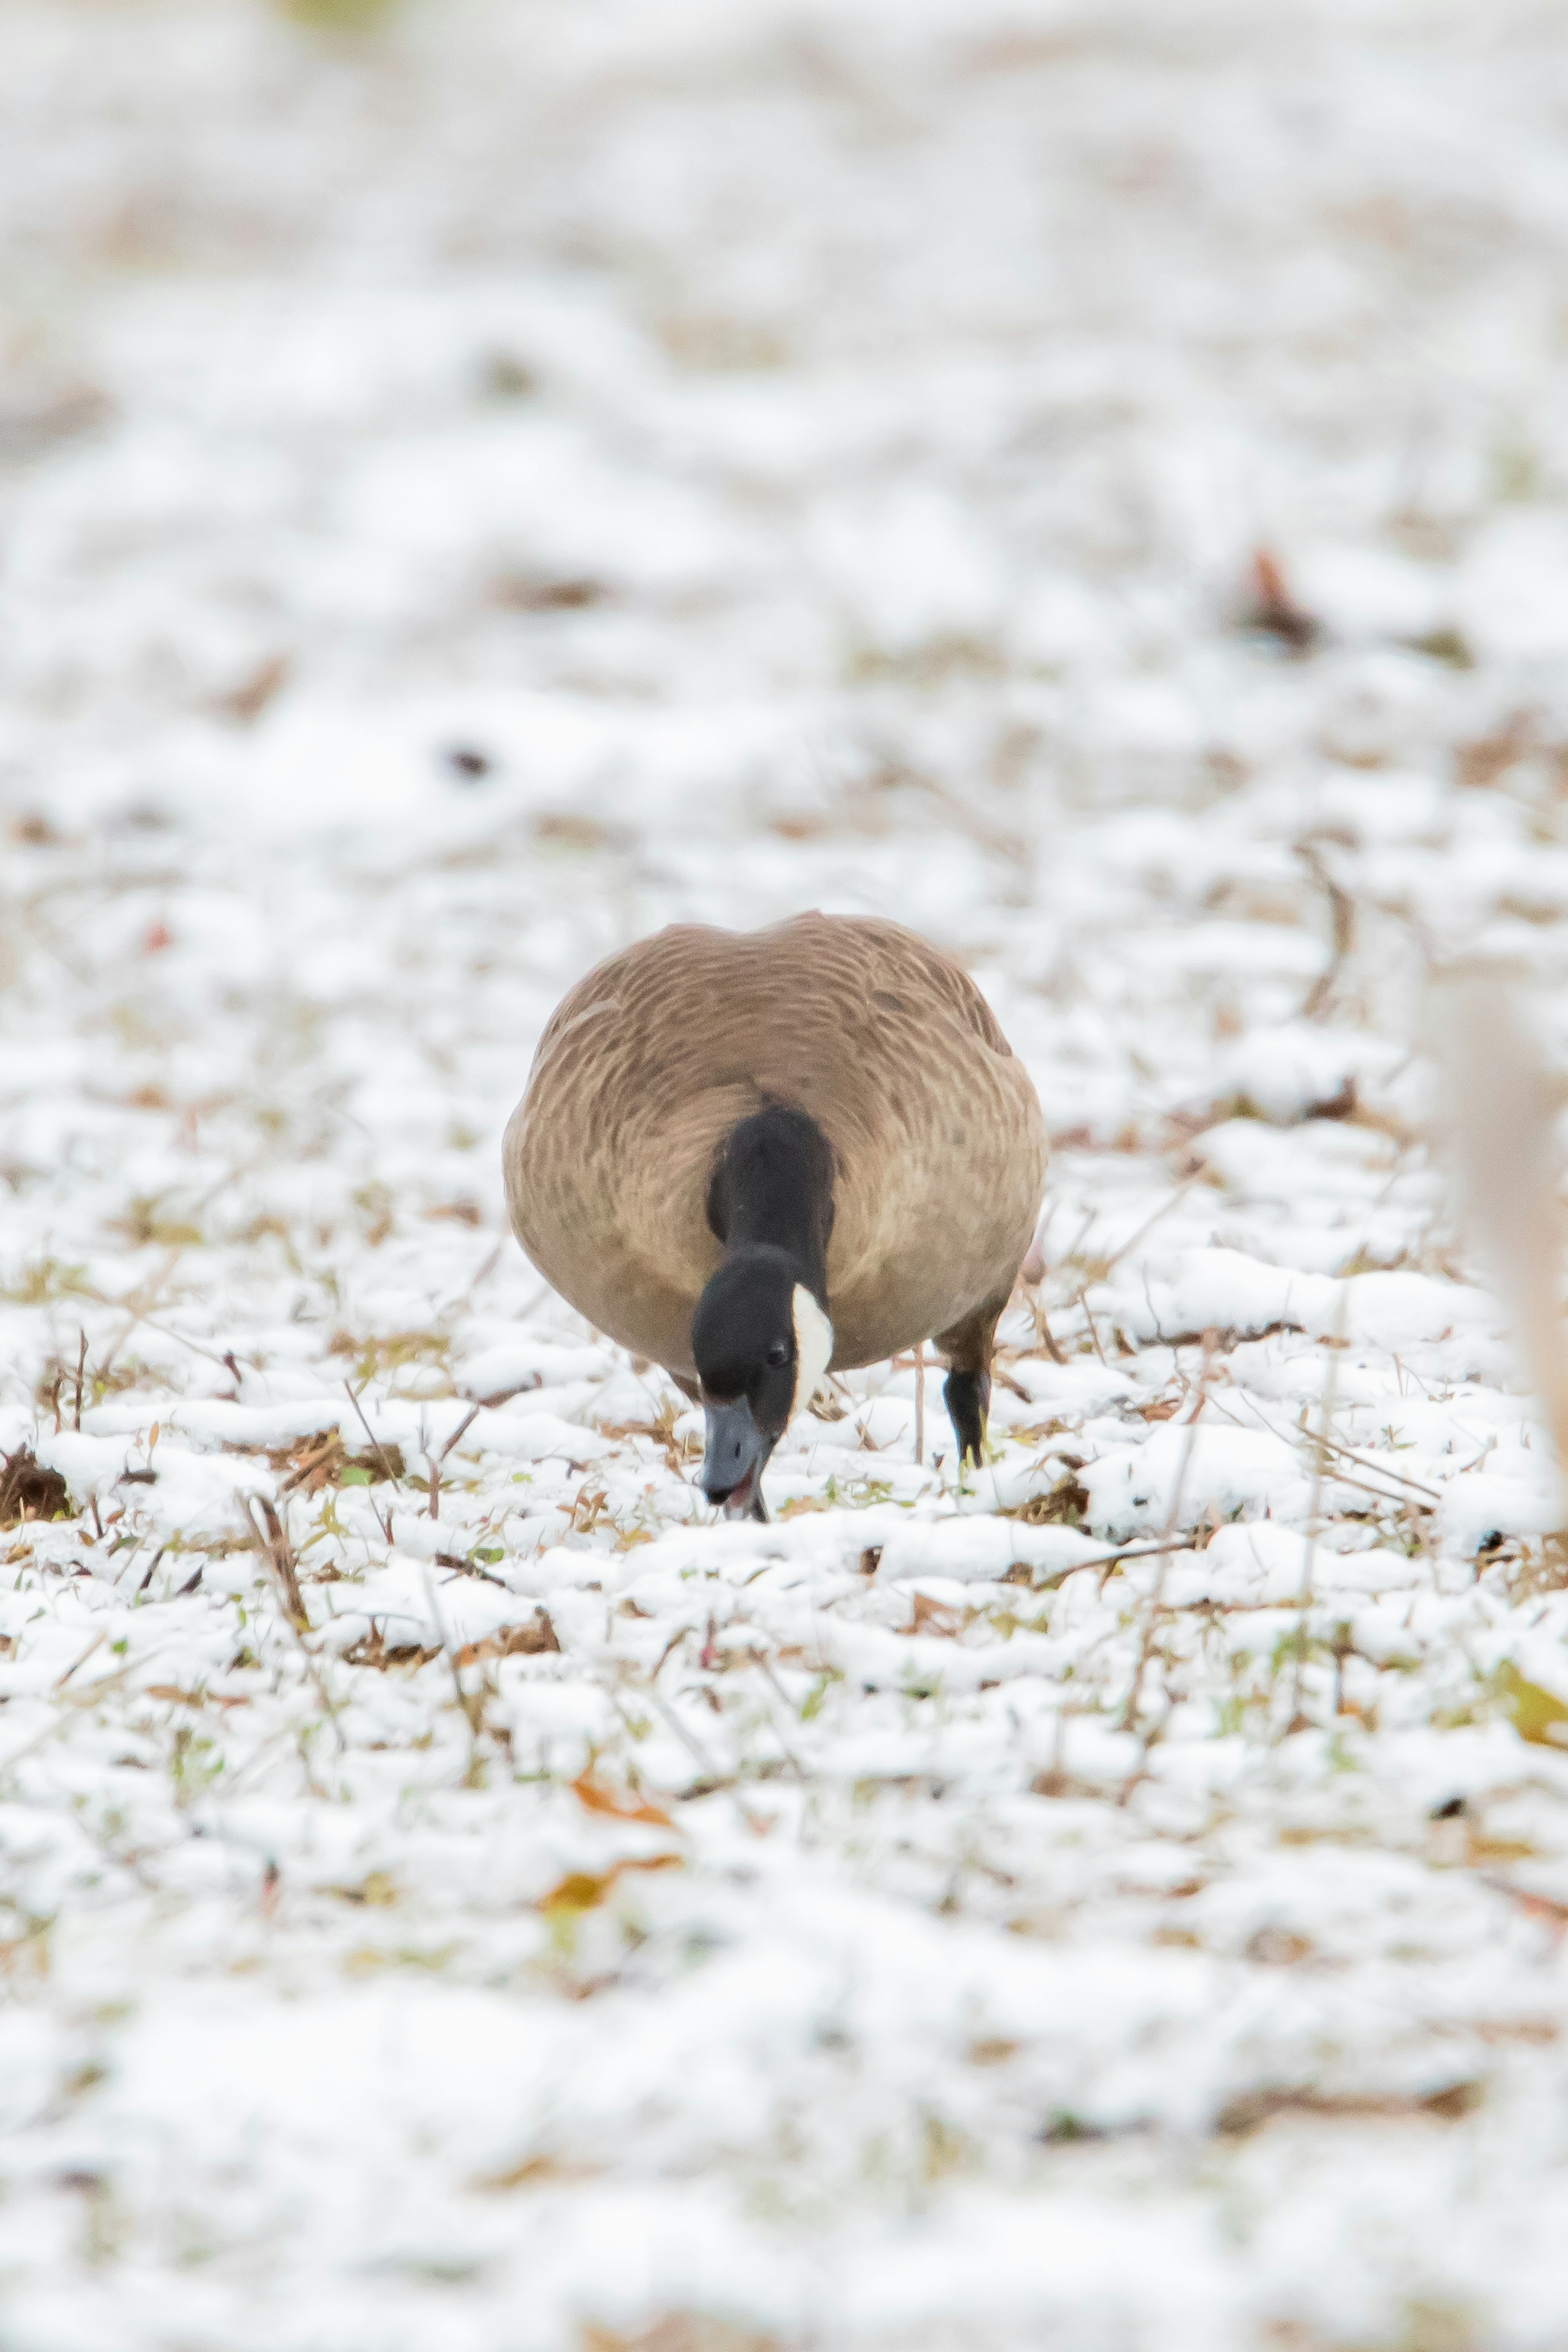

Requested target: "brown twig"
[
  {"left": 1077, "top": 1533, "right": 1204, "bottom": 1581},
  {"left": 1243, "top": 547, "right": 1321, "bottom": 655},
  {"left": 1100, "top": 1180, "right": 1199, "bottom": 1278},
  {"left": 1299, "top": 843, "right": 1356, "bottom": 1022},
  {"left": 342, "top": 1379, "right": 401, "bottom": 1485},
  {"left": 342, "top": 1379, "right": 398, "bottom": 1539},
  {"left": 243, "top": 1494, "right": 345, "bottom": 1751},
  {"left": 1033, "top": 1307, "right": 1068, "bottom": 1367},
  {"left": 1300, "top": 1423, "right": 1439, "bottom": 1503},
  {"left": 1200, "top": 1388, "right": 1440, "bottom": 1510},
  {"left": 428, "top": 1401, "right": 483, "bottom": 1520},
  {"left": 420, "top": 1564, "right": 488, "bottom": 1784},
  {"left": 246, "top": 1494, "right": 307, "bottom": 1630}
]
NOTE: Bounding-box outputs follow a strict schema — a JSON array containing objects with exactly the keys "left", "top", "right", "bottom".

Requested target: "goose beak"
[{"left": 701, "top": 1398, "right": 770, "bottom": 1519}]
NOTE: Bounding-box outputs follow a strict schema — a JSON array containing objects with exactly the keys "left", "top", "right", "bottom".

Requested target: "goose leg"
[{"left": 936, "top": 1295, "right": 1008, "bottom": 1470}]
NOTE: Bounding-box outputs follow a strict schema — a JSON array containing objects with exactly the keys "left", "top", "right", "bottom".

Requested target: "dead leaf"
[
  {"left": 967, "top": 2037, "right": 1020, "bottom": 2067},
  {"left": 471, "top": 2152, "right": 601, "bottom": 2193},
  {"left": 572, "top": 1771, "right": 675, "bottom": 1830},
  {"left": 454, "top": 1610, "right": 560, "bottom": 1667},
  {"left": 903, "top": 1591, "right": 964, "bottom": 1638},
  {"left": 422, "top": 1200, "right": 483, "bottom": 1227},
  {"left": 214, "top": 651, "right": 289, "bottom": 724},
  {"left": 538, "top": 1854, "right": 682, "bottom": 1914},
  {"left": 326, "top": 1871, "right": 397, "bottom": 1908}
]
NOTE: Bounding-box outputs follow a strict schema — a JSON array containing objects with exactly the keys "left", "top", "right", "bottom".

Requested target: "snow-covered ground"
[{"left": 7, "top": 0, "right": 1568, "bottom": 2343}]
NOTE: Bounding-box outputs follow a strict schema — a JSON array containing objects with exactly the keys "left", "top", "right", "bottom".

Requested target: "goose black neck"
[{"left": 706, "top": 1104, "right": 833, "bottom": 1301}]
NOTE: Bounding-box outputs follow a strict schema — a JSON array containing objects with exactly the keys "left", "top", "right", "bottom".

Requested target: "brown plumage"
[{"left": 503, "top": 913, "right": 1047, "bottom": 1394}]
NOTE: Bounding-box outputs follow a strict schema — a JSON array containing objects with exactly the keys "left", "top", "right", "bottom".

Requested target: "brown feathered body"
[{"left": 503, "top": 913, "right": 1047, "bottom": 1381}]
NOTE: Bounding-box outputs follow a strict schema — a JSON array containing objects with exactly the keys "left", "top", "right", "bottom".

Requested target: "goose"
[{"left": 503, "top": 912, "right": 1047, "bottom": 1520}]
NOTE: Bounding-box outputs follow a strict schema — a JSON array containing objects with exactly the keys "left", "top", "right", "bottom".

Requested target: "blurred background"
[
  {"left": 6, "top": 0, "right": 1566, "bottom": 872},
  {"left": 7, "top": 5, "right": 1568, "bottom": 2346},
  {"left": 7, "top": 0, "right": 1567, "bottom": 1155}
]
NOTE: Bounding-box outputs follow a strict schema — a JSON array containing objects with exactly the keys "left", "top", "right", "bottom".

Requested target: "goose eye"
[{"left": 766, "top": 1339, "right": 791, "bottom": 1369}]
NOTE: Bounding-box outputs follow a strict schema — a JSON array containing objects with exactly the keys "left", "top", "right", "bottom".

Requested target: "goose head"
[{"left": 691, "top": 1245, "right": 833, "bottom": 1519}]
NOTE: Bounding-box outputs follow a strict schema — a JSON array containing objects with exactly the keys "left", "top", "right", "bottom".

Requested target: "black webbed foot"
[{"left": 943, "top": 1366, "right": 990, "bottom": 1470}]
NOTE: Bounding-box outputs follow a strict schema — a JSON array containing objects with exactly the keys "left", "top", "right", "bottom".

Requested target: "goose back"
[{"left": 503, "top": 913, "right": 1047, "bottom": 1379}]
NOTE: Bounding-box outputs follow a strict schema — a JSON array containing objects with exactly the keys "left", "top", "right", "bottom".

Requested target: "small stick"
[
  {"left": 420, "top": 1564, "right": 487, "bottom": 1780},
  {"left": 1076, "top": 1533, "right": 1209, "bottom": 1586},
  {"left": 439, "top": 1401, "right": 483, "bottom": 1462},
  {"left": 1300, "top": 844, "right": 1355, "bottom": 1022},
  {"left": 247, "top": 1494, "right": 308, "bottom": 1630},
  {"left": 245, "top": 1496, "right": 345, "bottom": 1750},
  {"left": 1223, "top": 1402, "right": 1440, "bottom": 1505},
  {"left": 1100, "top": 1179, "right": 1199, "bottom": 1277},
  {"left": 1033, "top": 1305, "right": 1068, "bottom": 1368},
  {"left": 54, "top": 1631, "right": 105, "bottom": 1690},
  {"left": 1078, "top": 1290, "right": 1109, "bottom": 1370},
  {"left": 430, "top": 1401, "right": 484, "bottom": 1518},
  {"left": 1205, "top": 1389, "right": 1441, "bottom": 1508},
  {"left": 114, "top": 1315, "right": 233, "bottom": 1371},
  {"left": 459, "top": 1239, "right": 505, "bottom": 1307},
  {"left": 73, "top": 1330, "right": 87, "bottom": 1431},
  {"left": 914, "top": 1341, "right": 925, "bottom": 1469},
  {"left": 342, "top": 1379, "right": 398, "bottom": 1540},
  {"left": 342, "top": 1379, "right": 401, "bottom": 1486},
  {"left": 1305, "top": 1425, "right": 1440, "bottom": 1503}
]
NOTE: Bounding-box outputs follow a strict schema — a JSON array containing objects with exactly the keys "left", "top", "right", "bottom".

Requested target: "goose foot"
[
  {"left": 943, "top": 1365, "right": 990, "bottom": 1471},
  {"left": 937, "top": 1292, "right": 1007, "bottom": 1478}
]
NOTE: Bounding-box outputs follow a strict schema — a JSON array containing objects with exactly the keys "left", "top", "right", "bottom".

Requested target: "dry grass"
[
  {"left": 582, "top": 2323, "right": 783, "bottom": 2352},
  {"left": 0, "top": 1448, "right": 72, "bottom": 1528},
  {"left": 453, "top": 1612, "right": 560, "bottom": 1666},
  {"left": 269, "top": 1430, "right": 406, "bottom": 1494},
  {"left": 341, "top": 1628, "right": 441, "bottom": 1671},
  {"left": 1000, "top": 1470, "right": 1089, "bottom": 1526}
]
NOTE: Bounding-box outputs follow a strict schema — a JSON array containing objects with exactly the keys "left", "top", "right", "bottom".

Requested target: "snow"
[{"left": 6, "top": 0, "right": 1568, "bottom": 2343}]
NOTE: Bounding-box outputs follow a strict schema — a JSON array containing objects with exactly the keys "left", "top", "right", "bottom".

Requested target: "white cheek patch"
[{"left": 790, "top": 1285, "right": 834, "bottom": 1419}]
